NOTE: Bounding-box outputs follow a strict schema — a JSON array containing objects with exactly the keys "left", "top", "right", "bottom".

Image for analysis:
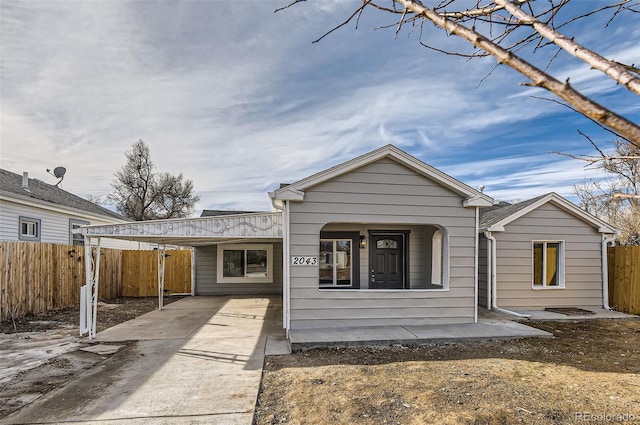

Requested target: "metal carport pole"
[
  {"left": 158, "top": 244, "right": 166, "bottom": 310},
  {"left": 80, "top": 235, "right": 101, "bottom": 339}
]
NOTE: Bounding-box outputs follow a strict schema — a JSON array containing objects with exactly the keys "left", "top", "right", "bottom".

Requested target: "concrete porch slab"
[
  {"left": 288, "top": 319, "right": 552, "bottom": 350},
  {"left": 480, "top": 307, "right": 636, "bottom": 321}
]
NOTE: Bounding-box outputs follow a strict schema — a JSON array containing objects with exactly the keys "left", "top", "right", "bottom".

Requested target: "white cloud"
[{"left": 1, "top": 0, "right": 635, "bottom": 214}]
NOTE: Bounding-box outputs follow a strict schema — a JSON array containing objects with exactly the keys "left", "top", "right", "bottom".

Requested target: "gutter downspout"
[
  {"left": 601, "top": 233, "right": 617, "bottom": 310},
  {"left": 485, "top": 231, "right": 531, "bottom": 319},
  {"left": 474, "top": 207, "right": 479, "bottom": 324},
  {"left": 270, "top": 196, "right": 289, "bottom": 335}
]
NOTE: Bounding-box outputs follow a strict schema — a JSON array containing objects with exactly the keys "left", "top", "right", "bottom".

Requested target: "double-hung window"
[
  {"left": 532, "top": 241, "right": 564, "bottom": 288},
  {"left": 217, "top": 244, "right": 273, "bottom": 283},
  {"left": 19, "top": 216, "right": 41, "bottom": 241}
]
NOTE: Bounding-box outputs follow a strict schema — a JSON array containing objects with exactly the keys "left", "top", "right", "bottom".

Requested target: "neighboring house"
[
  {"left": 78, "top": 145, "right": 617, "bottom": 335},
  {"left": 478, "top": 193, "right": 617, "bottom": 314},
  {"left": 0, "top": 169, "right": 142, "bottom": 249}
]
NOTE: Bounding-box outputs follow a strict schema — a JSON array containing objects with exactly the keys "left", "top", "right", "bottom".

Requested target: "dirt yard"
[
  {"left": 0, "top": 297, "right": 184, "bottom": 334},
  {"left": 3, "top": 303, "right": 639, "bottom": 424},
  {"left": 0, "top": 296, "right": 183, "bottom": 419},
  {"left": 255, "top": 319, "right": 640, "bottom": 425}
]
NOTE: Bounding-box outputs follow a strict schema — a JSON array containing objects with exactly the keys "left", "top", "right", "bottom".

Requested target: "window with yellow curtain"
[{"left": 533, "top": 241, "right": 564, "bottom": 287}]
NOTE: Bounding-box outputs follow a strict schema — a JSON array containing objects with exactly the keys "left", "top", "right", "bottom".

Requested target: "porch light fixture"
[{"left": 359, "top": 235, "right": 366, "bottom": 249}]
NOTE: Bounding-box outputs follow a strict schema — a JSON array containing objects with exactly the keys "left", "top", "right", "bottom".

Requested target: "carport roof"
[{"left": 77, "top": 212, "right": 283, "bottom": 246}]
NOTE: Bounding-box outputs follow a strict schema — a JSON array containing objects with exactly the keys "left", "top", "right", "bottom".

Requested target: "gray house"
[
  {"left": 479, "top": 193, "right": 617, "bottom": 315},
  {"left": 78, "top": 145, "right": 617, "bottom": 335}
]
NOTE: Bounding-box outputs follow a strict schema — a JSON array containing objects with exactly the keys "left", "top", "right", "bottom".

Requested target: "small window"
[
  {"left": 320, "top": 239, "right": 352, "bottom": 286},
  {"left": 217, "top": 244, "right": 273, "bottom": 283},
  {"left": 376, "top": 239, "right": 398, "bottom": 249},
  {"left": 319, "top": 231, "right": 360, "bottom": 289},
  {"left": 69, "top": 219, "right": 89, "bottom": 246},
  {"left": 533, "top": 241, "right": 564, "bottom": 288},
  {"left": 19, "top": 216, "right": 41, "bottom": 241}
]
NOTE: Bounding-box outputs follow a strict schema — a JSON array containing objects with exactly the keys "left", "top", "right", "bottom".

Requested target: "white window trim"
[
  {"left": 431, "top": 229, "right": 443, "bottom": 286},
  {"left": 216, "top": 243, "right": 273, "bottom": 284},
  {"left": 531, "top": 240, "right": 565, "bottom": 289},
  {"left": 19, "top": 216, "right": 41, "bottom": 241},
  {"left": 69, "top": 219, "right": 90, "bottom": 245}
]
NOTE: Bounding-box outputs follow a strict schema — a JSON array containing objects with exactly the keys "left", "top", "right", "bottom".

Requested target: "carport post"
[
  {"left": 80, "top": 236, "right": 101, "bottom": 339},
  {"left": 158, "top": 244, "right": 166, "bottom": 310}
]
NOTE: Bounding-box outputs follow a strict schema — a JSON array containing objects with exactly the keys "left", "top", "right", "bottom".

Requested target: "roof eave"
[
  {"left": 463, "top": 196, "right": 494, "bottom": 208},
  {"left": 270, "top": 189, "right": 305, "bottom": 202},
  {"left": 0, "top": 191, "right": 127, "bottom": 223}
]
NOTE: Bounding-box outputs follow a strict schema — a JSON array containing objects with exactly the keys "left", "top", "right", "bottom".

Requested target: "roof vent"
[{"left": 22, "top": 172, "right": 30, "bottom": 192}]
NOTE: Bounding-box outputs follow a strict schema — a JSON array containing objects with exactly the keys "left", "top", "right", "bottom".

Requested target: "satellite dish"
[
  {"left": 53, "top": 167, "right": 66, "bottom": 179},
  {"left": 46, "top": 166, "right": 67, "bottom": 187}
]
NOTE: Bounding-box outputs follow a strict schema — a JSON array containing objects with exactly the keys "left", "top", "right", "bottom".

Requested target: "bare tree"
[
  {"left": 280, "top": 0, "right": 640, "bottom": 144},
  {"left": 575, "top": 140, "right": 640, "bottom": 244},
  {"left": 86, "top": 194, "right": 109, "bottom": 207},
  {"left": 110, "top": 140, "right": 199, "bottom": 221}
]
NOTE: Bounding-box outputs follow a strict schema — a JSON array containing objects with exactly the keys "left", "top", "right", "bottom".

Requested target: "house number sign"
[{"left": 291, "top": 256, "right": 318, "bottom": 266}]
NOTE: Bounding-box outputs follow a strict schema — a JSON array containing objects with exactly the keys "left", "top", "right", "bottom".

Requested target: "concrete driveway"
[{"left": 1, "top": 296, "right": 287, "bottom": 425}]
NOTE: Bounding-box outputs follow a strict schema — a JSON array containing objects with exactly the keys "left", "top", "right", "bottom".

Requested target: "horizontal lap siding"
[
  {"left": 194, "top": 243, "right": 283, "bottom": 295},
  {"left": 288, "top": 158, "right": 477, "bottom": 329},
  {"left": 0, "top": 200, "right": 138, "bottom": 249},
  {"left": 495, "top": 203, "right": 603, "bottom": 309}
]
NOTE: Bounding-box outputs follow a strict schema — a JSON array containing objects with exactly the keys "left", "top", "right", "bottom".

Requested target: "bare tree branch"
[
  {"left": 493, "top": 0, "right": 640, "bottom": 95},
  {"left": 312, "top": 1, "right": 371, "bottom": 44},
  {"left": 389, "top": 0, "right": 640, "bottom": 143}
]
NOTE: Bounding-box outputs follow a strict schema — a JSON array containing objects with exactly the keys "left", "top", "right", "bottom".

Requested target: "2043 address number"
[{"left": 291, "top": 256, "right": 318, "bottom": 266}]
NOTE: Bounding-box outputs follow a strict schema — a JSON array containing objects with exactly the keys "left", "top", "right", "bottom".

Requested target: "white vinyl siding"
[
  {"left": 194, "top": 242, "right": 283, "bottom": 295},
  {"left": 494, "top": 203, "right": 603, "bottom": 310},
  {"left": 287, "top": 158, "right": 477, "bottom": 329},
  {"left": 0, "top": 199, "right": 140, "bottom": 249}
]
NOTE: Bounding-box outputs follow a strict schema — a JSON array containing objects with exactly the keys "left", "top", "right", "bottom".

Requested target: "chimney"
[{"left": 22, "top": 172, "right": 30, "bottom": 191}]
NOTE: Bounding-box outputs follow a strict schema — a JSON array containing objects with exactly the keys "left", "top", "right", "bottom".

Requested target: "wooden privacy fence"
[
  {"left": 0, "top": 241, "right": 191, "bottom": 322},
  {"left": 121, "top": 249, "right": 191, "bottom": 296},
  {"left": 608, "top": 246, "right": 640, "bottom": 315}
]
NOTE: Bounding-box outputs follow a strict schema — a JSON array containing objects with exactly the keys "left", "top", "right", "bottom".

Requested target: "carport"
[{"left": 76, "top": 212, "right": 284, "bottom": 338}]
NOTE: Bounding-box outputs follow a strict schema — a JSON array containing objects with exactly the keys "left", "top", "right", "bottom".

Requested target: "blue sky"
[{"left": 1, "top": 1, "right": 638, "bottom": 214}]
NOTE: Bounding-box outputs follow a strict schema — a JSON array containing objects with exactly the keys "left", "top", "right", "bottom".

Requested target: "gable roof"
[
  {"left": 480, "top": 192, "right": 617, "bottom": 234},
  {"left": 270, "top": 145, "right": 494, "bottom": 207},
  {"left": 0, "top": 169, "right": 125, "bottom": 221}
]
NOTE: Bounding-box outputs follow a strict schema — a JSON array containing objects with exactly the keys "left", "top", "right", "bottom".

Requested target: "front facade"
[
  {"left": 0, "top": 169, "right": 138, "bottom": 249},
  {"left": 271, "top": 148, "right": 492, "bottom": 330},
  {"left": 78, "top": 145, "right": 616, "bottom": 335}
]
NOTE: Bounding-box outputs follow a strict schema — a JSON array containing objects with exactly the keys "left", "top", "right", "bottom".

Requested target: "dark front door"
[{"left": 369, "top": 233, "right": 406, "bottom": 289}]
